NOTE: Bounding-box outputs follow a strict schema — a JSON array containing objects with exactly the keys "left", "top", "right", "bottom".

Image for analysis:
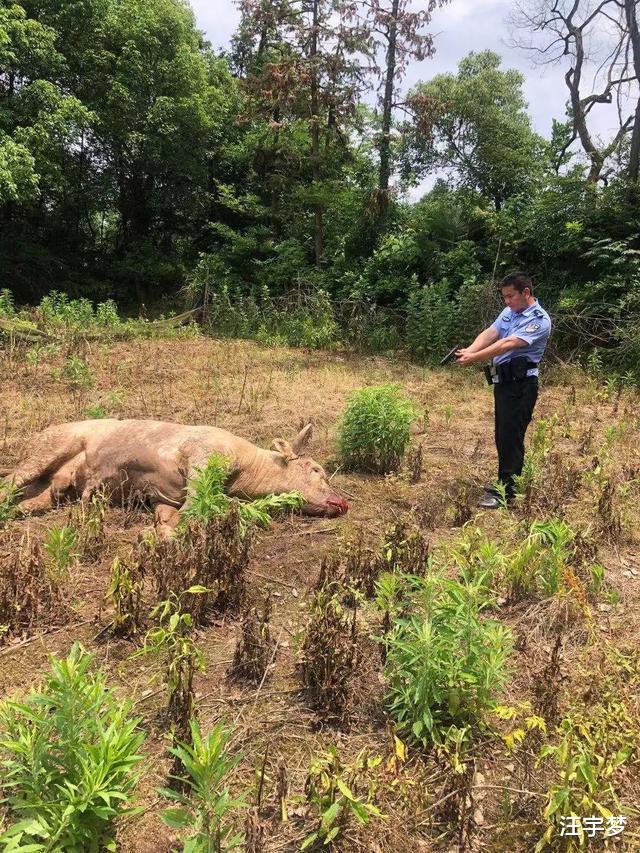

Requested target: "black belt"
[{"left": 485, "top": 357, "right": 538, "bottom": 385}]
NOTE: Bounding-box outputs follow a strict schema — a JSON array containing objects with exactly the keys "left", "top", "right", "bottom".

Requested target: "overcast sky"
[{"left": 192, "top": 0, "right": 627, "bottom": 194}]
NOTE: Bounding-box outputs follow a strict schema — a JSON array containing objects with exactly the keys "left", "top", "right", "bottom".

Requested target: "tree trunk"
[
  {"left": 310, "top": 0, "right": 323, "bottom": 265},
  {"left": 626, "top": 0, "right": 640, "bottom": 182},
  {"left": 379, "top": 0, "right": 399, "bottom": 193}
]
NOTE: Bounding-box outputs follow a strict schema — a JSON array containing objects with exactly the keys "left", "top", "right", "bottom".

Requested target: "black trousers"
[{"left": 494, "top": 377, "right": 538, "bottom": 498}]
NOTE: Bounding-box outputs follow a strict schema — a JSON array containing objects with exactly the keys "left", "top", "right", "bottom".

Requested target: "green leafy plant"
[
  {"left": 302, "top": 746, "right": 385, "bottom": 850},
  {"left": 0, "top": 643, "right": 145, "bottom": 851},
  {"left": 135, "top": 589, "right": 206, "bottom": 751},
  {"left": 60, "top": 356, "right": 94, "bottom": 391},
  {"left": 181, "top": 452, "right": 304, "bottom": 533},
  {"left": 43, "top": 524, "right": 78, "bottom": 581},
  {"left": 106, "top": 555, "right": 144, "bottom": 638},
  {"left": 383, "top": 571, "right": 512, "bottom": 747},
  {"left": 338, "top": 385, "right": 415, "bottom": 474},
  {"left": 0, "top": 480, "right": 19, "bottom": 526},
  {"left": 161, "top": 719, "right": 246, "bottom": 852},
  {"left": 84, "top": 404, "right": 107, "bottom": 419},
  {"left": 536, "top": 700, "right": 638, "bottom": 851}
]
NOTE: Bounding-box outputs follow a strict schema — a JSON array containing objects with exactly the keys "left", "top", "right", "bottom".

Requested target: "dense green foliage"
[
  {"left": 381, "top": 571, "right": 512, "bottom": 747},
  {"left": 1, "top": 0, "right": 639, "bottom": 372},
  {"left": 0, "top": 643, "right": 145, "bottom": 851},
  {"left": 338, "top": 385, "right": 415, "bottom": 474}
]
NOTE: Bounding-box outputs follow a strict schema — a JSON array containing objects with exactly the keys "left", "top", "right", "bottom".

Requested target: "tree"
[
  {"left": 401, "top": 51, "right": 545, "bottom": 210},
  {"left": 510, "top": 0, "right": 639, "bottom": 184},
  {"left": 234, "top": 0, "right": 371, "bottom": 265},
  {"left": 625, "top": 0, "right": 640, "bottom": 182},
  {"left": 1, "top": 0, "right": 241, "bottom": 301},
  {"left": 362, "top": 0, "right": 449, "bottom": 195}
]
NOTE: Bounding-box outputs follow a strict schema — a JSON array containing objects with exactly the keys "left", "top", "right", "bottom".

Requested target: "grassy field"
[{"left": 1, "top": 333, "right": 639, "bottom": 851}]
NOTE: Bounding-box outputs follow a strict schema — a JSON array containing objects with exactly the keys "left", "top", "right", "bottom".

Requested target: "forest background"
[{"left": 1, "top": 0, "right": 639, "bottom": 373}]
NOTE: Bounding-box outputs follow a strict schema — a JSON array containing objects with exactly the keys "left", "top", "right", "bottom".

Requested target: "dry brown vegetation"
[{"left": 1, "top": 335, "right": 639, "bottom": 851}]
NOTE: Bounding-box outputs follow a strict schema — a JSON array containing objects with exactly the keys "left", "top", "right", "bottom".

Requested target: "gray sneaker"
[{"left": 477, "top": 492, "right": 504, "bottom": 510}]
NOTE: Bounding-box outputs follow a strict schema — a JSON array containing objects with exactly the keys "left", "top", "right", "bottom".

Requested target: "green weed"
[
  {"left": 302, "top": 746, "right": 385, "bottom": 849},
  {"left": 338, "top": 385, "right": 415, "bottom": 474},
  {"left": 0, "top": 643, "right": 145, "bottom": 851},
  {"left": 161, "top": 719, "right": 246, "bottom": 851},
  {"left": 382, "top": 571, "right": 512, "bottom": 747},
  {"left": 43, "top": 524, "right": 78, "bottom": 581}
]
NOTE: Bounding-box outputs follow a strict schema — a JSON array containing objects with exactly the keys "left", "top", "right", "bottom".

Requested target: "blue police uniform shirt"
[{"left": 490, "top": 300, "right": 551, "bottom": 377}]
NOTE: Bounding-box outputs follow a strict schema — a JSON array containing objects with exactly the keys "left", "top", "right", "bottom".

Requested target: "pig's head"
[{"left": 268, "top": 423, "right": 349, "bottom": 518}]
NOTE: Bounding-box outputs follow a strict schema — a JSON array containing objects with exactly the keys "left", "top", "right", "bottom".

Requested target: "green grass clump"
[
  {"left": 338, "top": 385, "right": 415, "bottom": 474},
  {"left": 0, "top": 481, "right": 19, "bottom": 526},
  {"left": 181, "top": 453, "right": 304, "bottom": 533},
  {"left": 0, "top": 643, "right": 145, "bottom": 851},
  {"left": 381, "top": 571, "right": 512, "bottom": 748}
]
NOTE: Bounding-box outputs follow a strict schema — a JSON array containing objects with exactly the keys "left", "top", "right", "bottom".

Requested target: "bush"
[
  {"left": 382, "top": 572, "right": 512, "bottom": 747},
  {"left": 161, "top": 719, "right": 246, "bottom": 850},
  {"left": 406, "top": 280, "right": 455, "bottom": 363},
  {"left": 338, "top": 384, "right": 415, "bottom": 473},
  {"left": 0, "top": 643, "right": 145, "bottom": 850}
]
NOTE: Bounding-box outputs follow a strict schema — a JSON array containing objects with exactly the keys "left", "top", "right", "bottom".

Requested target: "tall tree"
[
  {"left": 510, "top": 0, "right": 639, "bottom": 184},
  {"left": 401, "top": 51, "right": 545, "bottom": 210},
  {"left": 625, "top": 0, "right": 640, "bottom": 182},
  {"left": 363, "top": 0, "right": 449, "bottom": 194},
  {"left": 235, "top": 0, "right": 370, "bottom": 265}
]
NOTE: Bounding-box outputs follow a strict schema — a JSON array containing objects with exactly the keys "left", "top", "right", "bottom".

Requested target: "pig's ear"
[
  {"left": 271, "top": 438, "right": 297, "bottom": 462},
  {"left": 291, "top": 423, "right": 313, "bottom": 455}
]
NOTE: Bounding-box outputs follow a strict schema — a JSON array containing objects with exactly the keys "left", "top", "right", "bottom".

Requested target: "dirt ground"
[{"left": 1, "top": 335, "right": 639, "bottom": 851}]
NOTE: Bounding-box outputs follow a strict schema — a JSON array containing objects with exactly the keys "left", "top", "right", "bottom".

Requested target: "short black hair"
[{"left": 500, "top": 272, "right": 533, "bottom": 294}]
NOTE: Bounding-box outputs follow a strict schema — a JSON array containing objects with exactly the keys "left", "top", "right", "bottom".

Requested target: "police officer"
[{"left": 455, "top": 272, "right": 552, "bottom": 509}]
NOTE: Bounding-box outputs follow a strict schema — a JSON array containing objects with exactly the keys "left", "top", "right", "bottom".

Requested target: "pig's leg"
[
  {"left": 18, "top": 483, "right": 54, "bottom": 514},
  {"left": 154, "top": 503, "right": 180, "bottom": 540}
]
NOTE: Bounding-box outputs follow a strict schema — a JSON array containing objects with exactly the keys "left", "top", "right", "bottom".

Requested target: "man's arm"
[
  {"left": 457, "top": 334, "right": 527, "bottom": 366},
  {"left": 460, "top": 326, "right": 500, "bottom": 354}
]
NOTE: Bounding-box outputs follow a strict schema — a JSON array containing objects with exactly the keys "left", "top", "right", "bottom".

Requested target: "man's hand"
[{"left": 455, "top": 347, "right": 478, "bottom": 366}]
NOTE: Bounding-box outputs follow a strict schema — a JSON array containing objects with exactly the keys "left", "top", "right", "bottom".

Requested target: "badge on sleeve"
[{"left": 524, "top": 322, "right": 541, "bottom": 333}]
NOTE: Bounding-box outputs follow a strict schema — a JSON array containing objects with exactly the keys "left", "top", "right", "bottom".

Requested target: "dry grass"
[{"left": 1, "top": 336, "right": 640, "bottom": 851}]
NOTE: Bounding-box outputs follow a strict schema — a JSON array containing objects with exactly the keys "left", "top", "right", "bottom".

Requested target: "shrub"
[
  {"left": 338, "top": 385, "right": 415, "bottom": 473},
  {"left": 161, "top": 719, "right": 246, "bottom": 850},
  {"left": 383, "top": 571, "right": 512, "bottom": 747},
  {"left": 302, "top": 746, "right": 385, "bottom": 849},
  {"left": 145, "top": 504, "right": 251, "bottom": 621},
  {"left": 0, "top": 643, "right": 145, "bottom": 851},
  {"left": 406, "top": 280, "right": 455, "bottom": 363},
  {"left": 107, "top": 554, "right": 145, "bottom": 638},
  {"left": 299, "top": 580, "right": 359, "bottom": 724},
  {"left": 136, "top": 590, "right": 206, "bottom": 753},
  {"left": 229, "top": 597, "right": 276, "bottom": 685}
]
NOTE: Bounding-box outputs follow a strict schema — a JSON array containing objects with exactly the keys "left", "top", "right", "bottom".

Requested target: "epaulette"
[{"left": 533, "top": 308, "right": 544, "bottom": 317}]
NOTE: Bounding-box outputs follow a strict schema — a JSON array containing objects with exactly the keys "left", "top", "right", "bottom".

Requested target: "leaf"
[
  {"left": 160, "top": 807, "right": 192, "bottom": 829},
  {"left": 300, "top": 831, "right": 319, "bottom": 850},
  {"left": 336, "top": 778, "right": 355, "bottom": 801}
]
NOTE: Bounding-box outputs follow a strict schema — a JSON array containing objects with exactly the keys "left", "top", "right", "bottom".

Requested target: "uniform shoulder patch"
[{"left": 524, "top": 322, "right": 541, "bottom": 333}]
